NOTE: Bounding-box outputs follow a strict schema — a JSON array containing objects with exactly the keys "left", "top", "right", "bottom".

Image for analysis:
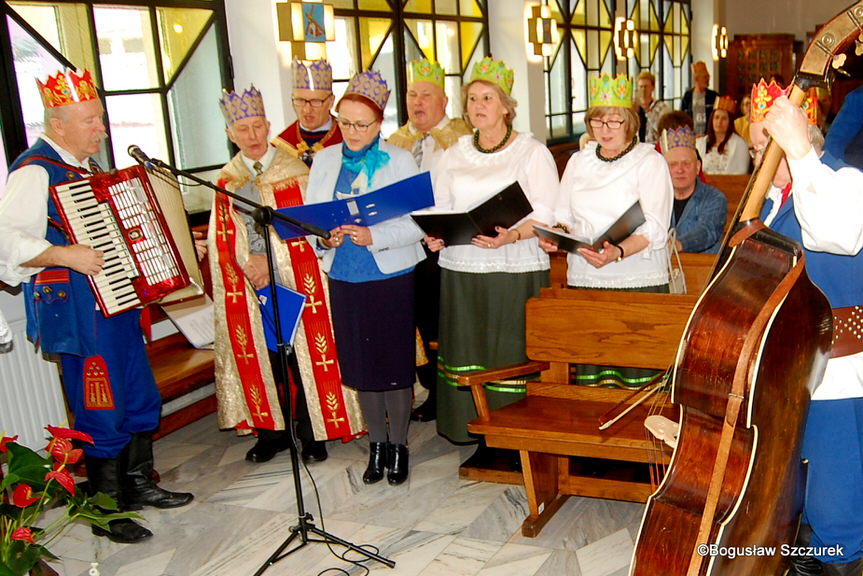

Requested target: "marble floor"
[{"left": 45, "top": 399, "right": 646, "bottom": 576}]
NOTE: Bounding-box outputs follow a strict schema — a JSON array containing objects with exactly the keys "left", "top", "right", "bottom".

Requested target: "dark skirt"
[
  {"left": 436, "top": 268, "right": 550, "bottom": 444},
  {"left": 329, "top": 272, "right": 415, "bottom": 392}
]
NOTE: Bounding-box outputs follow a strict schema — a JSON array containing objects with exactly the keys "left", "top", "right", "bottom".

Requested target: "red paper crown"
[
  {"left": 36, "top": 69, "right": 98, "bottom": 109},
  {"left": 750, "top": 79, "right": 818, "bottom": 125},
  {"left": 715, "top": 95, "right": 736, "bottom": 115}
]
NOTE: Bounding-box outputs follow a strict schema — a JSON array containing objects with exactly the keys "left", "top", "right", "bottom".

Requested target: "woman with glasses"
[
  {"left": 306, "top": 70, "right": 425, "bottom": 486},
  {"left": 540, "top": 73, "right": 672, "bottom": 389},
  {"left": 696, "top": 95, "right": 750, "bottom": 175},
  {"left": 423, "top": 57, "right": 559, "bottom": 467}
]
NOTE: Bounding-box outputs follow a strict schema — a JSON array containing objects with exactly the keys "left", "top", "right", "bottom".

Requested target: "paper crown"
[
  {"left": 692, "top": 61, "right": 709, "bottom": 75},
  {"left": 292, "top": 59, "right": 332, "bottom": 91},
  {"left": 660, "top": 126, "right": 696, "bottom": 154},
  {"left": 750, "top": 79, "right": 818, "bottom": 125},
  {"left": 36, "top": 68, "right": 98, "bottom": 109},
  {"left": 344, "top": 70, "right": 390, "bottom": 112},
  {"left": 408, "top": 58, "right": 444, "bottom": 88},
  {"left": 715, "top": 95, "right": 736, "bottom": 114},
  {"left": 589, "top": 73, "right": 634, "bottom": 108},
  {"left": 469, "top": 57, "right": 514, "bottom": 95},
  {"left": 219, "top": 85, "right": 266, "bottom": 125}
]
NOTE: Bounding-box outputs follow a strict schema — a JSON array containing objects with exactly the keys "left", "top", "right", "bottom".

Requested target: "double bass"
[{"left": 630, "top": 3, "right": 863, "bottom": 574}]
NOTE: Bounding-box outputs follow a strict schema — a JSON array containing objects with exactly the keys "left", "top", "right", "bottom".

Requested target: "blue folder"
[
  {"left": 256, "top": 285, "right": 306, "bottom": 350},
  {"left": 272, "top": 171, "right": 434, "bottom": 240}
]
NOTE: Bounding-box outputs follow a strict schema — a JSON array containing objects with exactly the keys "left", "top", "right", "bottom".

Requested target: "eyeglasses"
[
  {"left": 292, "top": 97, "right": 330, "bottom": 109},
  {"left": 336, "top": 118, "right": 378, "bottom": 133},
  {"left": 588, "top": 118, "right": 625, "bottom": 130}
]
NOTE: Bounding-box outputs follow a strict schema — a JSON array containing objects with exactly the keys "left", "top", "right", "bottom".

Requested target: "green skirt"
[{"left": 436, "top": 268, "right": 549, "bottom": 444}]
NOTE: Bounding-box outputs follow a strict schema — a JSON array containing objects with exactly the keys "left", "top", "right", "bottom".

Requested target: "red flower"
[
  {"left": 11, "top": 484, "right": 40, "bottom": 507},
  {"left": 45, "top": 425, "right": 93, "bottom": 444},
  {"left": 0, "top": 434, "right": 18, "bottom": 453},
  {"left": 45, "top": 463, "right": 76, "bottom": 496},
  {"left": 47, "top": 437, "right": 83, "bottom": 465},
  {"left": 11, "top": 526, "right": 35, "bottom": 545}
]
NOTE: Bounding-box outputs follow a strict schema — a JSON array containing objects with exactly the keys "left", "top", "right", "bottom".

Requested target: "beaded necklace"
[
  {"left": 596, "top": 136, "right": 637, "bottom": 163},
  {"left": 473, "top": 124, "right": 513, "bottom": 154}
]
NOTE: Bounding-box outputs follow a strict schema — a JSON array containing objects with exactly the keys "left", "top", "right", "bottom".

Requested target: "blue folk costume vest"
[
  {"left": 760, "top": 192, "right": 863, "bottom": 310},
  {"left": 9, "top": 139, "right": 109, "bottom": 356}
]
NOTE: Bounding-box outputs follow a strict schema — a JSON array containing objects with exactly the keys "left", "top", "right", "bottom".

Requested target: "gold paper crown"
[
  {"left": 344, "top": 70, "right": 390, "bottom": 112},
  {"left": 692, "top": 61, "right": 709, "bottom": 75},
  {"left": 219, "top": 85, "right": 266, "bottom": 126},
  {"left": 408, "top": 58, "right": 444, "bottom": 88},
  {"left": 36, "top": 68, "right": 98, "bottom": 109},
  {"left": 469, "top": 57, "right": 514, "bottom": 95},
  {"left": 589, "top": 73, "right": 634, "bottom": 108},
  {"left": 715, "top": 95, "right": 736, "bottom": 114},
  {"left": 660, "top": 126, "right": 696, "bottom": 154},
  {"left": 292, "top": 59, "right": 332, "bottom": 91},
  {"left": 750, "top": 79, "right": 818, "bottom": 125}
]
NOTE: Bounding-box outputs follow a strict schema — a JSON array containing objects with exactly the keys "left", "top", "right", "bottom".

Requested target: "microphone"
[{"left": 128, "top": 145, "right": 153, "bottom": 167}]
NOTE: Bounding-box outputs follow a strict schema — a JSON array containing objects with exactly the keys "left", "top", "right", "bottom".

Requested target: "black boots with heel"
[
  {"left": 363, "top": 442, "right": 388, "bottom": 484},
  {"left": 387, "top": 444, "right": 409, "bottom": 485}
]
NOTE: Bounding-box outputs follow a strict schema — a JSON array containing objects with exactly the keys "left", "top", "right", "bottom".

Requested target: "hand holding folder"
[
  {"left": 272, "top": 172, "right": 434, "bottom": 240},
  {"left": 533, "top": 201, "right": 646, "bottom": 254}
]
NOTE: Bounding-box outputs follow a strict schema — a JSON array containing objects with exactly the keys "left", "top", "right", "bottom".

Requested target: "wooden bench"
[{"left": 460, "top": 254, "right": 717, "bottom": 537}]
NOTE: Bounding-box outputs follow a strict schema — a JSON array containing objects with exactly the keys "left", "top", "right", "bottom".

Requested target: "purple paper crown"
[
  {"left": 660, "top": 126, "right": 696, "bottom": 153},
  {"left": 344, "top": 70, "right": 390, "bottom": 112},
  {"left": 219, "top": 85, "right": 266, "bottom": 125},
  {"left": 292, "top": 59, "right": 332, "bottom": 91}
]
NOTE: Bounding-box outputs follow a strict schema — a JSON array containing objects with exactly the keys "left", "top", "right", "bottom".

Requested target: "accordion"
[{"left": 50, "top": 164, "right": 203, "bottom": 317}]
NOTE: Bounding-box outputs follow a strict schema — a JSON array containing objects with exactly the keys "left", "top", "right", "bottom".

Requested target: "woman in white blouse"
[{"left": 696, "top": 95, "right": 751, "bottom": 174}]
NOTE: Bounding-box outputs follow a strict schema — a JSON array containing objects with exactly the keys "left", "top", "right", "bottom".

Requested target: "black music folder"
[
  {"left": 272, "top": 171, "right": 434, "bottom": 239},
  {"left": 533, "top": 201, "right": 646, "bottom": 253},
  {"left": 410, "top": 181, "right": 533, "bottom": 245}
]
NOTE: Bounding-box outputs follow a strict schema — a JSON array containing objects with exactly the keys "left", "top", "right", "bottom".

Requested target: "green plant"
[{"left": 1, "top": 427, "right": 135, "bottom": 576}]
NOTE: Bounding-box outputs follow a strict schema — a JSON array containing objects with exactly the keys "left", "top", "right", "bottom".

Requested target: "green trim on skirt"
[{"left": 436, "top": 268, "right": 549, "bottom": 444}]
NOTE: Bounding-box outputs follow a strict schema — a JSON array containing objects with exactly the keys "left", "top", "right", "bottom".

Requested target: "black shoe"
[
  {"left": 124, "top": 481, "right": 194, "bottom": 510},
  {"left": 92, "top": 518, "right": 153, "bottom": 543},
  {"left": 245, "top": 436, "right": 291, "bottom": 463},
  {"left": 363, "top": 442, "right": 388, "bottom": 484},
  {"left": 301, "top": 440, "right": 328, "bottom": 463},
  {"left": 387, "top": 444, "right": 409, "bottom": 485},
  {"left": 410, "top": 397, "right": 436, "bottom": 422},
  {"left": 822, "top": 559, "right": 863, "bottom": 576},
  {"left": 122, "top": 432, "right": 194, "bottom": 510}
]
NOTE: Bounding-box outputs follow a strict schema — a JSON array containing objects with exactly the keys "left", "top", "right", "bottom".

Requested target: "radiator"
[{"left": 0, "top": 318, "right": 67, "bottom": 450}]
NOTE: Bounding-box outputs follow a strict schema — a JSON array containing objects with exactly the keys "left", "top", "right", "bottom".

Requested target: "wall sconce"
[
  {"left": 712, "top": 24, "right": 729, "bottom": 60},
  {"left": 614, "top": 17, "right": 636, "bottom": 62},
  {"left": 277, "top": 0, "right": 335, "bottom": 43},
  {"left": 527, "top": 3, "right": 558, "bottom": 58}
]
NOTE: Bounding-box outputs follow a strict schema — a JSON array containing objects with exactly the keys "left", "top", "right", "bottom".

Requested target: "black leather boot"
[
  {"left": 123, "top": 431, "right": 194, "bottom": 510},
  {"left": 822, "top": 559, "right": 863, "bottom": 576},
  {"left": 387, "top": 444, "right": 409, "bottom": 485},
  {"left": 788, "top": 524, "right": 823, "bottom": 575},
  {"left": 85, "top": 455, "right": 152, "bottom": 543},
  {"left": 363, "top": 442, "right": 388, "bottom": 484}
]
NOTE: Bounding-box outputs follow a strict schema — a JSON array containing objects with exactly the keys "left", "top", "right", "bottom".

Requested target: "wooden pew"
[
  {"left": 461, "top": 253, "right": 717, "bottom": 537},
  {"left": 705, "top": 173, "right": 751, "bottom": 234}
]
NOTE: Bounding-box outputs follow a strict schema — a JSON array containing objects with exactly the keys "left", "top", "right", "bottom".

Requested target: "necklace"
[
  {"left": 596, "top": 136, "right": 637, "bottom": 163},
  {"left": 473, "top": 124, "right": 513, "bottom": 154},
  {"left": 295, "top": 122, "right": 338, "bottom": 164}
]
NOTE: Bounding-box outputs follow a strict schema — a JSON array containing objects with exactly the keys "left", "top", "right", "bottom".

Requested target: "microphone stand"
[{"left": 134, "top": 152, "right": 395, "bottom": 574}]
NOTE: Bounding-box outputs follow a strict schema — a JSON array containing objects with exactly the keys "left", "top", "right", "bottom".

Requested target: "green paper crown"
[
  {"left": 589, "top": 73, "right": 634, "bottom": 108},
  {"left": 469, "top": 57, "right": 514, "bottom": 95},
  {"left": 408, "top": 58, "right": 444, "bottom": 88}
]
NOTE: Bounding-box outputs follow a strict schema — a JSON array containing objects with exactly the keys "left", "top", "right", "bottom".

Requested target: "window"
[
  {"left": 329, "top": 0, "right": 488, "bottom": 135},
  {"left": 0, "top": 1, "right": 231, "bottom": 213},
  {"left": 543, "top": 0, "right": 691, "bottom": 142}
]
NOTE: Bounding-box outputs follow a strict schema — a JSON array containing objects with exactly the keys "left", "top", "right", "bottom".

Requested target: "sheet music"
[{"left": 161, "top": 295, "right": 215, "bottom": 350}]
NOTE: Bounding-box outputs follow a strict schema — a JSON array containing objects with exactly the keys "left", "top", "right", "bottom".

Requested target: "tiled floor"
[{"left": 45, "top": 401, "right": 645, "bottom": 576}]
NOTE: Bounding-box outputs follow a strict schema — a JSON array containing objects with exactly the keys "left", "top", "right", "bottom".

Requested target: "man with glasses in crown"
[
  {"left": 210, "top": 85, "right": 364, "bottom": 466},
  {"left": 0, "top": 68, "right": 193, "bottom": 544},
  {"left": 660, "top": 125, "right": 726, "bottom": 254},
  {"left": 749, "top": 79, "right": 863, "bottom": 576},
  {"left": 272, "top": 59, "right": 342, "bottom": 167},
  {"left": 388, "top": 58, "right": 471, "bottom": 423}
]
